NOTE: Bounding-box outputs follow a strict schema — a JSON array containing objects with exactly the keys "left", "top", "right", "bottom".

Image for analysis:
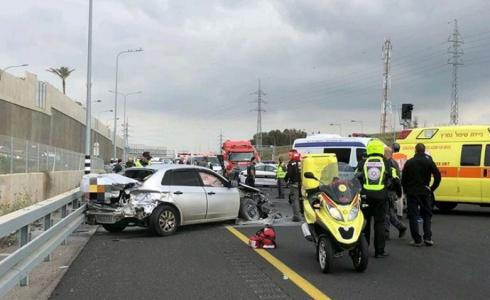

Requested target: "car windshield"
[
  {"left": 229, "top": 152, "right": 254, "bottom": 161},
  {"left": 208, "top": 157, "right": 220, "bottom": 165},
  {"left": 124, "top": 169, "right": 156, "bottom": 182},
  {"left": 192, "top": 156, "right": 220, "bottom": 166}
]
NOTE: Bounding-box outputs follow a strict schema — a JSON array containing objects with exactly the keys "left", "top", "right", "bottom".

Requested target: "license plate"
[{"left": 95, "top": 214, "right": 116, "bottom": 224}]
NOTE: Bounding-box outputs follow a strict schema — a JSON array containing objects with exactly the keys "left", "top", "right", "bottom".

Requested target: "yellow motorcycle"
[{"left": 301, "top": 154, "right": 368, "bottom": 273}]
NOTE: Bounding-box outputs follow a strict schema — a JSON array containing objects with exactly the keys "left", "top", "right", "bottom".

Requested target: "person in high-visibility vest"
[
  {"left": 356, "top": 139, "right": 399, "bottom": 258},
  {"left": 275, "top": 157, "right": 287, "bottom": 199},
  {"left": 135, "top": 151, "right": 152, "bottom": 167}
]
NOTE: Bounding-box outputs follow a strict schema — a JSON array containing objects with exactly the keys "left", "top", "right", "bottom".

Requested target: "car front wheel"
[
  {"left": 151, "top": 205, "right": 180, "bottom": 236},
  {"left": 239, "top": 197, "right": 260, "bottom": 221},
  {"left": 102, "top": 221, "right": 127, "bottom": 233}
]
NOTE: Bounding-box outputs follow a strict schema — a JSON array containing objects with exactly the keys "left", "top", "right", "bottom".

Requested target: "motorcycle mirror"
[{"left": 304, "top": 172, "right": 318, "bottom": 181}]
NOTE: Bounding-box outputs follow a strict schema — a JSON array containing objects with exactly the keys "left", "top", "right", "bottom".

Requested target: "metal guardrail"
[{"left": 0, "top": 188, "right": 85, "bottom": 297}]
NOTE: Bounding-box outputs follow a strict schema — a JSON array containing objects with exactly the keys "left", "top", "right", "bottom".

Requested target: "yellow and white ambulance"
[{"left": 396, "top": 125, "right": 490, "bottom": 211}]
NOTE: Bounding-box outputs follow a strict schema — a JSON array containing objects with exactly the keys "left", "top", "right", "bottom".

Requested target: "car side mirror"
[{"left": 304, "top": 172, "right": 318, "bottom": 181}]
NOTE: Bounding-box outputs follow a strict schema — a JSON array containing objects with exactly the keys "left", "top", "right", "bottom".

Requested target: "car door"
[
  {"left": 482, "top": 144, "right": 490, "bottom": 203},
  {"left": 198, "top": 170, "right": 239, "bottom": 220},
  {"left": 164, "top": 169, "right": 207, "bottom": 223},
  {"left": 459, "top": 144, "right": 482, "bottom": 203},
  {"left": 264, "top": 165, "right": 277, "bottom": 186},
  {"left": 254, "top": 164, "right": 266, "bottom": 186}
]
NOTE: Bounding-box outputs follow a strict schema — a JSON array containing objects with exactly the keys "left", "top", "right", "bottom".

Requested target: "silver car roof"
[{"left": 142, "top": 165, "right": 228, "bottom": 188}]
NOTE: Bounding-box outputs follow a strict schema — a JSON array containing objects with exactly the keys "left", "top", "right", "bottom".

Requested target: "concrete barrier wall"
[
  {"left": 0, "top": 71, "right": 123, "bottom": 162},
  {"left": 0, "top": 171, "right": 84, "bottom": 216}
]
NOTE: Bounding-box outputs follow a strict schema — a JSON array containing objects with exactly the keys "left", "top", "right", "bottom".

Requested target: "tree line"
[{"left": 252, "top": 129, "right": 307, "bottom": 146}]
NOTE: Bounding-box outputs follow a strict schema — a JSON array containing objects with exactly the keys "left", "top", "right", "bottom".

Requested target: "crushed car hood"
[
  {"left": 238, "top": 183, "right": 262, "bottom": 194},
  {"left": 81, "top": 173, "right": 140, "bottom": 193}
]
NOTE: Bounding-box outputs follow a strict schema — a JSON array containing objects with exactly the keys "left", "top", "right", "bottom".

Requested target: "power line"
[
  {"left": 251, "top": 79, "right": 266, "bottom": 149},
  {"left": 380, "top": 39, "right": 393, "bottom": 135},
  {"left": 448, "top": 19, "right": 464, "bottom": 125},
  {"left": 218, "top": 129, "right": 224, "bottom": 153}
]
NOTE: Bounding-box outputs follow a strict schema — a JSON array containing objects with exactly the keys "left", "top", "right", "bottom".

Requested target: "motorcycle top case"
[{"left": 301, "top": 154, "right": 338, "bottom": 191}]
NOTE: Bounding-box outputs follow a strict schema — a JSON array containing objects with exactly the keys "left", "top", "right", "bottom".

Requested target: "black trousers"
[
  {"left": 277, "top": 178, "right": 285, "bottom": 198},
  {"left": 407, "top": 193, "right": 433, "bottom": 242},
  {"left": 362, "top": 196, "right": 387, "bottom": 255},
  {"left": 385, "top": 192, "right": 406, "bottom": 233},
  {"left": 245, "top": 177, "right": 255, "bottom": 187}
]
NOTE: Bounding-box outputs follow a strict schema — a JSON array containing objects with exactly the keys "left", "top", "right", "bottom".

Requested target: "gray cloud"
[{"left": 1, "top": 0, "right": 490, "bottom": 151}]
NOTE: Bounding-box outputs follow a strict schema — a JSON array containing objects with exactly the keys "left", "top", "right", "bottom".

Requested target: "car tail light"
[{"left": 398, "top": 129, "right": 412, "bottom": 140}]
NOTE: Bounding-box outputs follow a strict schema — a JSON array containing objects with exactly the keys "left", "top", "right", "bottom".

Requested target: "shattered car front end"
[
  {"left": 81, "top": 173, "right": 149, "bottom": 226},
  {"left": 81, "top": 171, "right": 276, "bottom": 232}
]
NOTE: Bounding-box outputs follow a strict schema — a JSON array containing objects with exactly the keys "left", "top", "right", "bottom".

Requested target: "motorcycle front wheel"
[
  {"left": 317, "top": 235, "right": 334, "bottom": 273},
  {"left": 351, "top": 235, "right": 369, "bottom": 272}
]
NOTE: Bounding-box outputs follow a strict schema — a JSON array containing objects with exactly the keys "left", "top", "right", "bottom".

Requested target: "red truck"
[{"left": 222, "top": 140, "right": 260, "bottom": 179}]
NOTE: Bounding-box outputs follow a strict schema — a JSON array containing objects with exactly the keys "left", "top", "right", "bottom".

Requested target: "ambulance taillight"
[{"left": 398, "top": 129, "right": 412, "bottom": 140}]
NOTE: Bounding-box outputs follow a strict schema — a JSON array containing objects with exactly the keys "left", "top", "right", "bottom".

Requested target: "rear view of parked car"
[{"left": 239, "top": 163, "right": 278, "bottom": 186}]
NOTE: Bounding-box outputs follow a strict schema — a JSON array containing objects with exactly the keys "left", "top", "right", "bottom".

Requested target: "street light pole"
[
  {"left": 0, "top": 64, "right": 29, "bottom": 80},
  {"left": 350, "top": 120, "right": 364, "bottom": 133},
  {"left": 109, "top": 90, "right": 141, "bottom": 161},
  {"left": 112, "top": 48, "right": 143, "bottom": 161},
  {"left": 84, "top": 0, "right": 93, "bottom": 174},
  {"left": 329, "top": 123, "right": 342, "bottom": 136}
]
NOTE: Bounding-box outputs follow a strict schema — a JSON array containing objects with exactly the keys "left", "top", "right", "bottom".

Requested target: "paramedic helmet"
[{"left": 366, "top": 139, "right": 385, "bottom": 156}]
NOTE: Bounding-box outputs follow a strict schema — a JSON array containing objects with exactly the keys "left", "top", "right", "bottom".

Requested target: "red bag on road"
[{"left": 249, "top": 225, "right": 276, "bottom": 249}]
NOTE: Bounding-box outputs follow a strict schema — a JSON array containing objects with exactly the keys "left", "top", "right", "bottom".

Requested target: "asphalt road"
[
  {"left": 238, "top": 205, "right": 490, "bottom": 300},
  {"left": 50, "top": 186, "right": 490, "bottom": 300}
]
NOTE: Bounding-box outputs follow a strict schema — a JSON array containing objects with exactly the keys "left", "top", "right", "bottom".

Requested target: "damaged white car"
[{"left": 81, "top": 165, "right": 272, "bottom": 236}]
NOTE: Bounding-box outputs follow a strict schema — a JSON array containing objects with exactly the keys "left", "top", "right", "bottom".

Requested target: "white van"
[{"left": 292, "top": 134, "right": 371, "bottom": 168}]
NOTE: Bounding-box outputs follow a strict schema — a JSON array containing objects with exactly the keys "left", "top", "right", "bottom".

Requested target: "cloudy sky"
[{"left": 1, "top": 0, "right": 490, "bottom": 152}]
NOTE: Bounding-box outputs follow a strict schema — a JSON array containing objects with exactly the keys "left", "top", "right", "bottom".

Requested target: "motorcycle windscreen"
[{"left": 319, "top": 163, "right": 361, "bottom": 205}]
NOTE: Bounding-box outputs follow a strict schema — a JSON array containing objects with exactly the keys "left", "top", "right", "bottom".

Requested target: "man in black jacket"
[
  {"left": 284, "top": 150, "right": 302, "bottom": 222},
  {"left": 245, "top": 157, "right": 257, "bottom": 187},
  {"left": 402, "top": 143, "right": 441, "bottom": 247},
  {"left": 112, "top": 159, "right": 123, "bottom": 173}
]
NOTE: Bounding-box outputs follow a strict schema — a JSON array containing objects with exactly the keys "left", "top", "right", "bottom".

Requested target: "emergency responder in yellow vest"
[
  {"left": 135, "top": 151, "right": 152, "bottom": 167},
  {"left": 356, "top": 139, "right": 400, "bottom": 258},
  {"left": 275, "top": 157, "right": 287, "bottom": 199}
]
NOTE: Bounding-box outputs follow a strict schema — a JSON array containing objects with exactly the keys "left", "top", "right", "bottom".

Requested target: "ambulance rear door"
[
  {"left": 459, "top": 144, "right": 483, "bottom": 203},
  {"left": 482, "top": 144, "right": 490, "bottom": 203}
]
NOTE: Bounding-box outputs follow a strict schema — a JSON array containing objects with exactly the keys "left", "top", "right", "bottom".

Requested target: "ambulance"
[
  {"left": 292, "top": 134, "right": 371, "bottom": 168},
  {"left": 396, "top": 125, "right": 490, "bottom": 211}
]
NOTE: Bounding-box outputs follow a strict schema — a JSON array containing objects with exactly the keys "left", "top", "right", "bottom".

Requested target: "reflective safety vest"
[
  {"left": 276, "top": 163, "right": 287, "bottom": 179},
  {"left": 392, "top": 152, "right": 407, "bottom": 171},
  {"left": 134, "top": 159, "right": 151, "bottom": 167},
  {"left": 363, "top": 157, "right": 386, "bottom": 191}
]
